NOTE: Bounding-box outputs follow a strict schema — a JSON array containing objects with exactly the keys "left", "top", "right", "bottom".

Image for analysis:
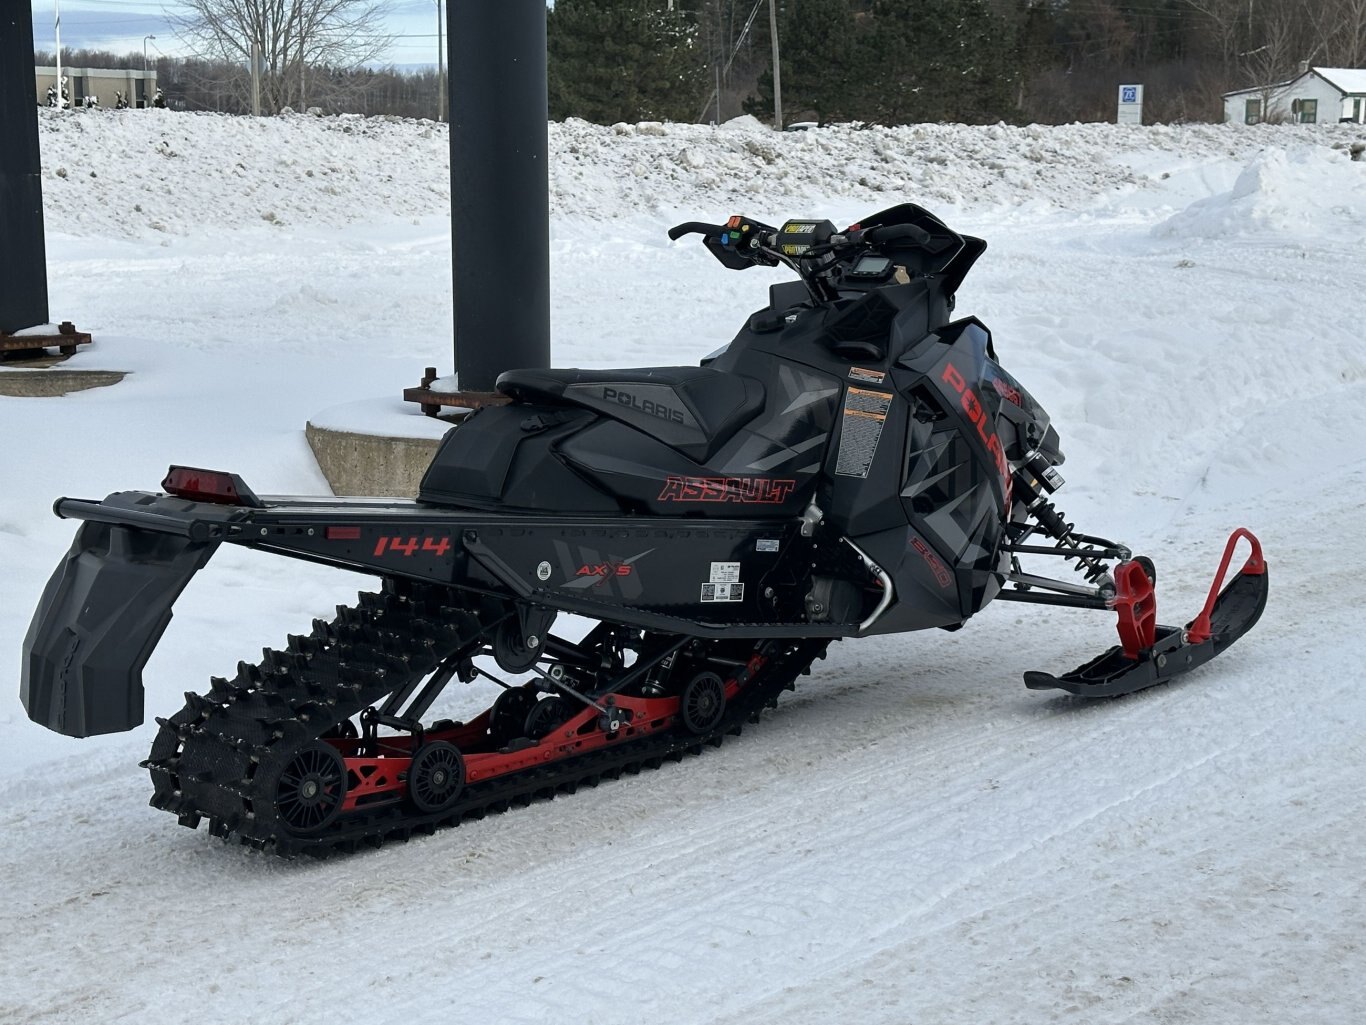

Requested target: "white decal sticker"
[
  {"left": 756, "top": 539, "right": 780, "bottom": 553},
  {"left": 709, "top": 561, "right": 741, "bottom": 583},
  {"left": 701, "top": 582, "right": 745, "bottom": 603},
  {"left": 536, "top": 561, "right": 552, "bottom": 581}
]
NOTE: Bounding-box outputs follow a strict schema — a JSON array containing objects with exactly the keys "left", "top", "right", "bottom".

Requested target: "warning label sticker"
[
  {"left": 848, "top": 366, "right": 887, "bottom": 386},
  {"left": 709, "top": 562, "right": 741, "bottom": 583},
  {"left": 835, "top": 387, "right": 891, "bottom": 478},
  {"left": 701, "top": 582, "right": 745, "bottom": 603}
]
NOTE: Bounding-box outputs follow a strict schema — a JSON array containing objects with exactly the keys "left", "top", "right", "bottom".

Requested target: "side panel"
[{"left": 894, "top": 320, "right": 1015, "bottom": 618}]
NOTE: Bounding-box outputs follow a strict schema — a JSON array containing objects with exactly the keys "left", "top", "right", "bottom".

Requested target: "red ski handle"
[{"left": 1186, "top": 528, "right": 1265, "bottom": 645}]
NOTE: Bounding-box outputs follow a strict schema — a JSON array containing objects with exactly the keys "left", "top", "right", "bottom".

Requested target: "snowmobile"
[{"left": 20, "top": 204, "right": 1268, "bottom": 856}]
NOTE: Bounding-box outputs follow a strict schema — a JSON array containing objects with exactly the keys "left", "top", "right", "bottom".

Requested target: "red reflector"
[
  {"left": 325, "top": 526, "right": 362, "bottom": 541},
  {"left": 161, "top": 466, "right": 263, "bottom": 507}
]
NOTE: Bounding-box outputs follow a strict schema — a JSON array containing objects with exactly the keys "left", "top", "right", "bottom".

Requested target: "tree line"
[
  {"left": 549, "top": 0, "right": 1366, "bottom": 125},
  {"left": 36, "top": 0, "right": 1366, "bottom": 126}
]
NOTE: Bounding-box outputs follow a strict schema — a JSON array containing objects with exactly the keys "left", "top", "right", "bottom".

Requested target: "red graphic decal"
[
  {"left": 991, "top": 377, "right": 1023, "bottom": 406},
  {"left": 576, "top": 563, "right": 634, "bottom": 578},
  {"left": 940, "top": 363, "right": 1012, "bottom": 510},
  {"left": 374, "top": 535, "right": 452, "bottom": 558},
  {"left": 911, "top": 537, "right": 953, "bottom": 589},
  {"left": 657, "top": 476, "right": 798, "bottom": 505}
]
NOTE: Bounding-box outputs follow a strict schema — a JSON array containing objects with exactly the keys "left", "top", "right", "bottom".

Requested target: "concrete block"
[{"left": 305, "top": 421, "right": 443, "bottom": 498}]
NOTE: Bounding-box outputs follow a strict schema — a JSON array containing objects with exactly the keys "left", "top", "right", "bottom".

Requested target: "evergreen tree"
[
  {"left": 745, "top": 0, "right": 867, "bottom": 124},
  {"left": 548, "top": 0, "right": 707, "bottom": 123}
]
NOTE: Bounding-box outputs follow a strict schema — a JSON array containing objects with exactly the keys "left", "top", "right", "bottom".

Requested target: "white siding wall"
[{"left": 1224, "top": 71, "right": 1360, "bottom": 124}]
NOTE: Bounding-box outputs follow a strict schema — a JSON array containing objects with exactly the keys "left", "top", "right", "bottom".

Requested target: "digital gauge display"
[{"left": 846, "top": 254, "right": 894, "bottom": 280}]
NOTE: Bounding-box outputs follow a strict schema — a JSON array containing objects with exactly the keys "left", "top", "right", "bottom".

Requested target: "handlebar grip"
[
  {"left": 865, "top": 223, "right": 932, "bottom": 246},
  {"left": 668, "top": 221, "right": 727, "bottom": 241}
]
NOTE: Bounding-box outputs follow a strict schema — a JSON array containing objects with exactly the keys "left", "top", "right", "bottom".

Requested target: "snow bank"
[
  {"left": 1155, "top": 146, "right": 1366, "bottom": 240},
  {"left": 38, "top": 108, "right": 1366, "bottom": 238}
]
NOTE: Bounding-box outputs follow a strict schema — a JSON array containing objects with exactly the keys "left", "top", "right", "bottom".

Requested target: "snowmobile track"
[{"left": 144, "top": 580, "right": 829, "bottom": 858}]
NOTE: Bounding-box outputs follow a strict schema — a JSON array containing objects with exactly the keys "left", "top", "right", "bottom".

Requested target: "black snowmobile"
[{"left": 21, "top": 204, "right": 1268, "bottom": 856}]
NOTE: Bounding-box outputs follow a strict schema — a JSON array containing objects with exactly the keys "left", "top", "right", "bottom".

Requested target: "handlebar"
[{"left": 667, "top": 221, "right": 728, "bottom": 241}]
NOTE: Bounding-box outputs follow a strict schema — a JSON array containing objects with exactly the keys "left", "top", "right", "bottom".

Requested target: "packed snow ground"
[{"left": 3, "top": 110, "right": 1365, "bottom": 1025}]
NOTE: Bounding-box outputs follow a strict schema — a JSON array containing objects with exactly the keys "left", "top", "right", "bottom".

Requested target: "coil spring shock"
[
  {"left": 1027, "top": 497, "right": 1112, "bottom": 583},
  {"left": 1013, "top": 459, "right": 1125, "bottom": 592}
]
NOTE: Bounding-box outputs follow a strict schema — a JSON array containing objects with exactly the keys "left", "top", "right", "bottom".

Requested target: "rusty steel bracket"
[
  {"left": 402, "top": 366, "right": 511, "bottom": 419},
  {"left": 0, "top": 321, "right": 93, "bottom": 360}
]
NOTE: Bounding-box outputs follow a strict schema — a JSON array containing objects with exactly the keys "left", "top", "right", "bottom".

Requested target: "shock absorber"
[{"left": 1014, "top": 456, "right": 1128, "bottom": 589}]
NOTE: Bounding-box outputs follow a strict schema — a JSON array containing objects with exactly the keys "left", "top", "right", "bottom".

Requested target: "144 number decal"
[{"left": 374, "top": 535, "right": 452, "bottom": 558}]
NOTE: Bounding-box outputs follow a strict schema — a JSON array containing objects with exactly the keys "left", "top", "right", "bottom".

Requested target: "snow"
[
  {"left": 1315, "top": 67, "right": 1366, "bottom": 95},
  {"left": 4, "top": 109, "right": 1366, "bottom": 1024}
]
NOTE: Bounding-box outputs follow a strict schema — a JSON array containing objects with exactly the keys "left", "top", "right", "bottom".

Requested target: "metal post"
[
  {"left": 435, "top": 0, "right": 445, "bottom": 123},
  {"left": 447, "top": 0, "right": 549, "bottom": 391},
  {"left": 0, "top": 3, "right": 51, "bottom": 333},
  {"left": 54, "top": 0, "right": 62, "bottom": 109},
  {"left": 769, "top": 0, "right": 783, "bottom": 129},
  {"left": 250, "top": 40, "right": 262, "bottom": 116}
]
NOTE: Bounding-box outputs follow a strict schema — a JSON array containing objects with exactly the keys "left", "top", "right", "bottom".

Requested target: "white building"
[{"left": 1222, "top": 67, "right": 1366, "bottom": 125}]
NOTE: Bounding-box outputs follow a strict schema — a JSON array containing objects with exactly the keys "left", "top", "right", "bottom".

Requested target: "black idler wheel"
[
  {"left": 524, "top": 695, "right": 572, "bottom": 740},
  {"left": 493, "top": 621, "right": 541, "bottom": 673},
  {"left": 274, "top": 742, "right": 348, "bottom": 834},
  {"left": 680, "top": 672, "right": 726, "bottom": 735},
  {"left": 407, "top": 741, "right": 466, "bottom": 813},
  {"left": 490, "top": 685, "right": 539, "bottom": 746}
]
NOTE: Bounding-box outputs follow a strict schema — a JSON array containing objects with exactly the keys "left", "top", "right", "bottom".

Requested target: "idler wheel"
[
  {"left": 407, "top": 741, "right": 466, "bottom": 814},
  {"left": 274, "top": 742, "right": 347, "bottom": 834},
  {"left": 494, "top": 621, "right": 542, "bottom": 673},
  {"left": 680, "top": 671, "right": 726, "bottom": 735},
  {"left": 524, "top": 695, "right": 572, "bottom": 740},
  {"left": 490, "top": 685, "right": 539, "bottom": 746}
]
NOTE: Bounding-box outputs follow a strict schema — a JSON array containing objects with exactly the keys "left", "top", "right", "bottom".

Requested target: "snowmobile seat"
[{"left": 496, "top": 366, "right": 765, "bottom": 463}]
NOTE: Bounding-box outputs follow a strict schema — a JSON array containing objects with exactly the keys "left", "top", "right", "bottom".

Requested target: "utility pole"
[
  {"left": 54, "top": 0, "right": 63, "bottom": 108},
  {"left": 250, "top": 40, "right": 262, "bottom": 115},
  {"left": 1, "top": 3, "right": 51, "bottom": 333},
  {"left": 446, "top": 1, "right": 549, "bottom": 391},
  {"left": 769, "top": 0, "right": 783, "bottom": 129},
  {"left": 436, "top": 0, "right": 445, "bottom": 122}
]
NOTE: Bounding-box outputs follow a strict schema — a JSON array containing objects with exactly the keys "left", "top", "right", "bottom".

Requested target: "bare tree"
[
  {"left": 1311, "top": 0, "right": 1366, "bottom": 66},
  {"left": 174, "top": 0, "right": 393, "bottom": 113}
]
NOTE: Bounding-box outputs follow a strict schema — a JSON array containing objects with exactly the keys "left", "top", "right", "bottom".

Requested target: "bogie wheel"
[
  {"left": 1135, "top": 555, "right": 1157, "bottom": 584},
  {"left": 680, "top": 671, "right": 726, "bottom": 735},
  {"left": 407, "top": 741, "right": 466, "bottom": 814},
  {"left": 490, "top": 685, "right": 539, "bottom": 746},
  {"left": 524, "top": 695, "right": 571, "bottom": 740},
  {"left": 274, "top": 742, "right": 348, "bottom": 834}
]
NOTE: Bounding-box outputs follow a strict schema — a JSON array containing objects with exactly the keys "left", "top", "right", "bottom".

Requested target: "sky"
[{"left": 30, "top": 0, "right": 453, "bottom": 70}]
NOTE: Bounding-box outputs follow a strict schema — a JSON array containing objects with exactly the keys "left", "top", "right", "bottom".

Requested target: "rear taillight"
[{"left": 161, "top": 465, "right": 264, "bottom": 507}]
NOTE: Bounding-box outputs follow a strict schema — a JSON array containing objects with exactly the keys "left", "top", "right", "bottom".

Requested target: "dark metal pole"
[
  {"left": 447, "top": 0, "right": 550, "bottom": 391},
  {"left": 0, "top": 4, "right": 51, "bottom": 334}
]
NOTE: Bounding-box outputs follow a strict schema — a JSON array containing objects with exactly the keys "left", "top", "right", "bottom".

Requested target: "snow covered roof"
[
  {"left": 1313, "top": 67, "right": 1366, "bottom": 94},
  {"left": 1223, "top": 67, "right": 1366, "bottom": 98}
]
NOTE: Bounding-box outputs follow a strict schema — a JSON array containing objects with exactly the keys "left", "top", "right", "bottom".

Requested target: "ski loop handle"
[{"left": 1186, "top": 528, "right": 1265, "bottom": 645}]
